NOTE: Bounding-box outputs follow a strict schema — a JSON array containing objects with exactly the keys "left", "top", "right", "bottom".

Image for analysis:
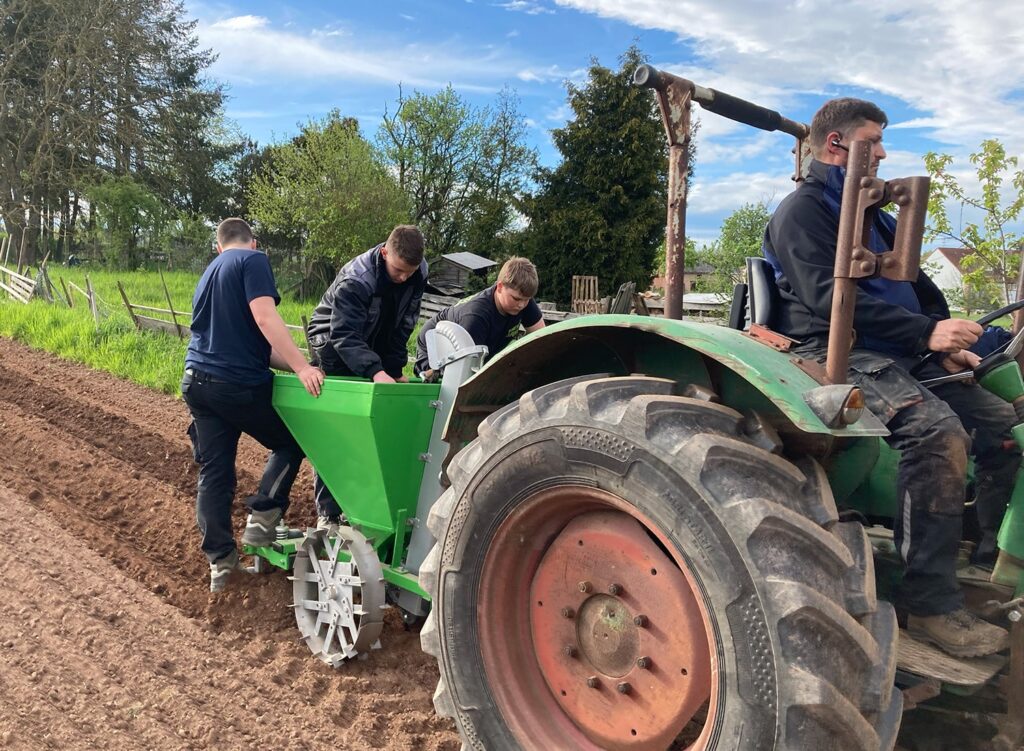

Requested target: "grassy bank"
[
  {"left": 0, "top": 268, "right": 420, "bottom": 394},
  {"left": 0, "top": 298, "right": 189, "bottom": 394}
]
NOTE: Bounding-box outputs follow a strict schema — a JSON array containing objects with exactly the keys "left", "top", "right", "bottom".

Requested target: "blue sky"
[{"left": 189, "top": 0, "right": 1024, "bottom": 246}]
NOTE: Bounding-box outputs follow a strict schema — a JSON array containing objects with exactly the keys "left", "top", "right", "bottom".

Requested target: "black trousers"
[
  {"left": 182, "top": 369, "right": 305, "bottom": 563},
  {"left": 806, "top": 348, "right": 1020, "bottom": 616}
]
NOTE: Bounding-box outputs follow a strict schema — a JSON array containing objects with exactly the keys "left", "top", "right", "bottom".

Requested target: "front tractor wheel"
[{"left": 420, "top": 375, "right": 902, "bottom": 751}]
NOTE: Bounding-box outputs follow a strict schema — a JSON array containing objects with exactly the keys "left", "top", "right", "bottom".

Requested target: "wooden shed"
[{"left": 430, "top": 252, "right": 498, "bottom": 295}]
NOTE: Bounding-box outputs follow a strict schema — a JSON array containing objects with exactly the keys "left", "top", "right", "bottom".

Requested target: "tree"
[
  {"left": 248, "top": 111, "right": 408, "bottom": 268},
  {"left": 376, "top": 85, "right": 536, "bottom": 258},
  {"left": 925, "top": 139, "right": 1024, "bottom": 307},
  {"left": 85, "top": 175, "right": 169, "bottom": 267},
  {"left": 691, "top": 201, "right": 773, "bottom": 295},
  {"left": 0, "top": 0, "right": 229, "bottom": 267},
  {"left": 518, "top": 46, "right": 668, "bottom": 305}
]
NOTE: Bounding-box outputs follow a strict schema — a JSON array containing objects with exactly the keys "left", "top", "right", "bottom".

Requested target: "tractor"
[{"left": 246, "top": 67, "right": 1024, "bottom": 749}]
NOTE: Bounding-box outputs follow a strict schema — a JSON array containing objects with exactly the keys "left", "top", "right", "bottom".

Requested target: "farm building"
[{"left": 429, "top": 252, "right": 498, "bottom": 295}]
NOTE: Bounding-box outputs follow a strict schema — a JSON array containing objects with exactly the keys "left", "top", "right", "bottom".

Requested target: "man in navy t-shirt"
[
  {"left": 182, "top": 218, "right": 324, "bottom": 592},
  {"left": 415, "top": 256, "right": 545, "bottom": 379}
]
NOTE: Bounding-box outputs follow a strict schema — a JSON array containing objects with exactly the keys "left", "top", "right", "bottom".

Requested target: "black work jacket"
[
  {"left": 763, "top": 159, "right": 949, "bottom": 357},
  {"left": 306, "top": 245, "right": 427, "bottom": 378}
]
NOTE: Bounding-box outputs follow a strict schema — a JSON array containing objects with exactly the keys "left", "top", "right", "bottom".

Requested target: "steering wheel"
[{"left": 916, "top": 299, "right": 1024, "bottom": 387}]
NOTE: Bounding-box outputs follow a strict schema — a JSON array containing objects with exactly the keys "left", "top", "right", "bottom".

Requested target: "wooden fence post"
[
  {"left": 117, "top": 281, "right": 141, "bottom": 330},
  {"left": 85, "top": 275, "right": 99, "bottom": 325},
  {"left": 158, "top": 268, "right": 184, "bottom": 338}
]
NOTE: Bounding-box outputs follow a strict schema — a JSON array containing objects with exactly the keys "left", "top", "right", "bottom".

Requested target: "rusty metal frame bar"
[
  {"left": 634, "top": 65, "right": 810, "bottom": 320},
  {"left": 825, "top": 140, "right": 929, "bottom": 384}
]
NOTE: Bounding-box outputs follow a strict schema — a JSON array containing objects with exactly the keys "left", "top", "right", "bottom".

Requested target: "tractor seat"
[{"left": 728, "top": 257, "right": 779, "bottom": 331}]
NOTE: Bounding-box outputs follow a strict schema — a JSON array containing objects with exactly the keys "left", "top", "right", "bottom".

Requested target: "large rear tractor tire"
[{"left": 420, "top": 375, "right": 901, "bottom": 751}]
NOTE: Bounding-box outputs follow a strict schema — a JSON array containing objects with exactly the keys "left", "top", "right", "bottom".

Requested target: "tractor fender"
[{"left": 444, "top": 315, "right": 887, "bottom": 449}]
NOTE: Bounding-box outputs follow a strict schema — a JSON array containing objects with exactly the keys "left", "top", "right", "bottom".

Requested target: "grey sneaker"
[
  {"left": 316, "top": 515, "right": 342, "bottom": 535},
  {"left": 241, "top": 508, "right": 283, "bottom": 546},
  {"left": 907, "top": 607, "right": 1010, "bottom": 658},
  {"left": 209, "top": 550, "right": 243, "bottom": 593}
]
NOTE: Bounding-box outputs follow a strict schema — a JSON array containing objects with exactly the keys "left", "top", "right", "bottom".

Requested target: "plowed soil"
[
  {"left": 0, "top": 337, "right": 458, "bottom": 751},
  {"left": 0, "top": 337, "right": 1010, "bottom": 751}
]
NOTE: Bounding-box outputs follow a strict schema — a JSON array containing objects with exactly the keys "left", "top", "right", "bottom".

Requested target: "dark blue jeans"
[
  {"left": 182, "top": 369, "right": 305, "bottom": 563},
  {"left": 803, "top": 347, "right": 1020, "bottom": 616}
]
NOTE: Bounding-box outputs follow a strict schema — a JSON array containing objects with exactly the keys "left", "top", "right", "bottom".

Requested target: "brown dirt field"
[
  {"left": 0, "top": 336, "right": 1013, "bottom": 750},
  {"left": 0, "top": 337, "right": 458, "bottom": 751}
]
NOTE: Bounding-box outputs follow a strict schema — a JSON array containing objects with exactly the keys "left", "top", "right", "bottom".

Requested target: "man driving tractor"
[{"left": 762, "top": 97, "right": 1016, "bottom": 658}]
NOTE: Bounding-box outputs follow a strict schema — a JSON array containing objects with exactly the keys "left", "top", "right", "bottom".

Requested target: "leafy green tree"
[
  {"left": 377, "top": 86, "right": 536, "bottom": 258},
  {"left": 248, "top": 111, "right": 408, "bottom": 267},
  {"left": 85, "top": 175, "right": 169, "bottom": 267},
  {"left": 518, "top": 46, "right": 667, "bottom": 305},
  {"left": 925, "top": 139, "right": 1024, "bottom": 307},
  {"left": 691, "top": 201, "right": 772, "bottom": 295},
  {"left": 0, "top": 0, "right": 228, "bottom": 267}
]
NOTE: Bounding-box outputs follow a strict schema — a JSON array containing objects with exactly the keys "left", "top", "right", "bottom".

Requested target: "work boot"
[
  {"left": 209, "top": 550, "right": 243, "bottom": 593},
  {"left": 316, "top": 515, "right": 341, "bottom": 535},
  {"left": 241, "top": 507, "right": 283, "bottom": 547},
  {"left": 907, "top": 607, "right": 1010, "bottom": 658},
  {"left": 991, "top": 550, "right": 1024, "bottom": 588}
]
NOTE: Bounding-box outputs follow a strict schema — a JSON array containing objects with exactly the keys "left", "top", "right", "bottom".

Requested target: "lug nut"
[
  {"left": 608, "top": 583, "right": 622, "bottom": 596},
  {"left": 633, "top": 614, "right": 648, "bottom": 627},
  {"left": 586, "top": 676, "right": 599, "bottom": 689},
  {"left": 563, "top": 645, "right": 578, "bottom": 658},
  {"left": 636, "top": 656, "right": 651, "bottom": 669},
  {"left": 578, "top": 580, "right": 593, "bottom": 593},
  {"left": 616, "top": 682, "right": 632, "bottom": 694},
  {"left": 560, "top": 606, "right": 575, "bottom": 619}
]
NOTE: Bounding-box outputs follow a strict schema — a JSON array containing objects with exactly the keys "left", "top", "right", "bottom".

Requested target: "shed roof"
[{"left": 440, "top": 252, "right": 498, "bottom": 271}]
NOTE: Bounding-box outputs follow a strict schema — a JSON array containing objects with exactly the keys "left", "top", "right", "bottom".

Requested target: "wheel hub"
[
  {"left": 576, "top": 594, "right": 638, "bottom": 677},
  {"left": 529, "top": 509, "right": 712, "bottom": 749}
]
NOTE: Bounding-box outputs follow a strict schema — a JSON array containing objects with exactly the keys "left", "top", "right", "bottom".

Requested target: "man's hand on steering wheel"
[
  {"left": 940, "top": 349, "right": 981, "bottom": 374},
  {"left": 927, "top": 318, "right": 982, "bottom": 352}
]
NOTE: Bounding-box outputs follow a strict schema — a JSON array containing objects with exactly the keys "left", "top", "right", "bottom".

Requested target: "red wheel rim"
[{"left": 478, "top": 485, "right": 717, "bottom": 750}]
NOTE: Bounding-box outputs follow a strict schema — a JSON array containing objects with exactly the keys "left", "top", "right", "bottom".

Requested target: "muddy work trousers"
[
  {"left": 182, "top": 369, "right": 305, "bottom": 564},
  {"left": 813, "top": 349, "right": 1020, "bottom": 616}
]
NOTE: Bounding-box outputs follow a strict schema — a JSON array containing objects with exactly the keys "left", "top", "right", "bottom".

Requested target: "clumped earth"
[
  {"left": 0, "top": 337, "right": 458, "bottom": 751},
  {"left": 0, "top": 337, "right": 1009, "bottom": 750}
]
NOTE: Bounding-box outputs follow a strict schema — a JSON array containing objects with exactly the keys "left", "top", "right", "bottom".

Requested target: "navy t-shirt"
[
  {"left": 185, "top": 248, "right": 281, "bottom": 385},
  {"left": 415, "top": 285, "right": 542, "bottom": 372}
]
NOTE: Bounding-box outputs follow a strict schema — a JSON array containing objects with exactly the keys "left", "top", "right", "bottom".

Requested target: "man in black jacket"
[
  {"left": 305, "top": 225, "right": 428, "bottom": 525},
  {"left": 763, "top": 98, "right": 1013, "bottom": 658}
]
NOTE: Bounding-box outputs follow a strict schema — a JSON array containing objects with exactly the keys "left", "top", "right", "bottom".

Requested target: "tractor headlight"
[
  {"left": 804, "top": 384, "right": 866, "bottom": 428},
  {"left": 840, "top": 387, "right": 865, "bottom": 425}
]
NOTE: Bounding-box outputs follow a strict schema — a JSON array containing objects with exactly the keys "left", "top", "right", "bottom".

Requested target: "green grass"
[
  {"left": 0, "top": 267, "right": 421, "bottom": 395},
  {"left": 0, "top": 298, "right": 189, "bottom": 394}
]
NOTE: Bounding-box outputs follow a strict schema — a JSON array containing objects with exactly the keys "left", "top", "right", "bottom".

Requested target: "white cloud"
[
  {"left": 499, "top": 1, "right": 555, "bottom": 14},
  {"left": 209, "top": 14, "right": 267, "bottom": 31},
  {"left": 688, "top": 170, "right": 794, "bottom": 215},
  {"left": 516, "top": 64, "right": 586, "bottom": 84},
  {"left": 555, "top": 0, "right": 1024, "bottom": 157},
  {"left": 197, "top": 14, "right": 518, "bottom": 92}
]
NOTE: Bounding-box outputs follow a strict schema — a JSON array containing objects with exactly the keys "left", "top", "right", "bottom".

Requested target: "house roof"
[
  {"left": 935, "top": 247, "right": 972, "bottom": 273},
  {"left": 440, "top": 252, "right": 497, "bottom": 271}
]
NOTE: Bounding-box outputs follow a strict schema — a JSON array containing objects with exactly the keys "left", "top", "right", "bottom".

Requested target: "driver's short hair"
[{"left": 810, "top": 98, "right": 888, "bottom": 157}]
